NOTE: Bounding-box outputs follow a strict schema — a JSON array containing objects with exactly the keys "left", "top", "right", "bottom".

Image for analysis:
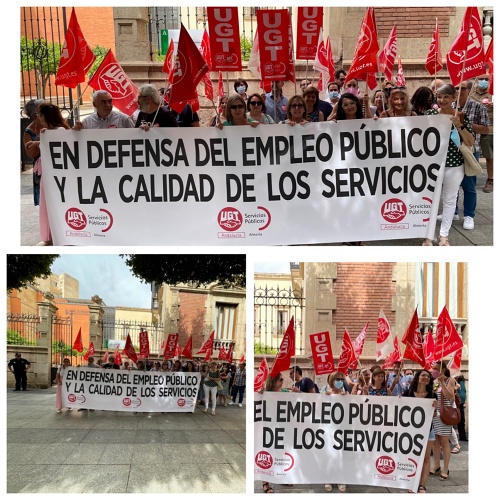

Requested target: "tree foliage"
[
  {"left": 7, "top": 254, "right": 59, "bottom": 292},
  {"left": 7, "top": 330, "right": 37, "bottom": 346},
  {"left": 121, "top": 255, "right": 245, "bottom": 288}
]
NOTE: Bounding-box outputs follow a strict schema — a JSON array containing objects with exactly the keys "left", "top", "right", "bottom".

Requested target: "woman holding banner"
[
  {"left": 246, "top": 93, "right": 275, "bottom": 124},
  {"left": 55, "top": 358, "right": 72, "bottom": 413},
  {"left": 352, "top": 368, "right": 371, "bottom": 395},
  {"left": 423, "top": 84, "right": 474, "bottom": 246},
  {"left": 379, "top": 87, "right": 416, "bottom": 118},
  {"left": 403, "top": 369, "right": 438, "bottom": 493},
  {"left": 302, "top": 86, "right": 325, "bottom": 122},
  {"left": 368, "top": 367, "right": 392, "bottom": 396},
  {"left": 280, "top": 95, "right": 309, "bottom": 126},
  {"left": 219, "top": 95, "right": 259, "bottom": 127}
]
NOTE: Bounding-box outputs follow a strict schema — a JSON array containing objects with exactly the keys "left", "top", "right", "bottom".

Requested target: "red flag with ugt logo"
[
  {"left": 309, "top": 331, "right": 335, "bottom": 375},
  {"left": 226, "top": 342, "right": 235, "bottom": 364},
  {"left": 162, "top": 38, "right": 175, "bottom": 84},
  {"left": 345, "top": 8, "right": 380, "bottom": 85},
  {"left": 73, "top": 327, "right": 83, "bottom": 353},
  {"left": 382, "top": 335, "right": 402, "bottom": 369},
  {"left": 376, "top": 309, "right": 393, "bottom": 361},
  {"left": 207, "top": 7, "right": 242, "bottom": 71},
  {"left": 55, "top": 7, "right": 95, "bottom": 88},
  {"left": 102, "top": 349, "right": 109, "bottom": 363},
  {"left": 200, "top": 29, "right": 214, "bottom": 101},
  {"left": 396, "top": 56, "right": 406, "bottom": 86},
  {"left": 296, "top": 7, "right": 323, "bottom": 61},
  {"left": 88, "top": 49, "right": 139, "bottom": 116},
  {"left": 181, "top": 335, "right": 193, "bottom": 359},
  {"left": 122, "top": 334, "right": 137, "bottom": 364},
  {"left": 402, "top": 309, "right": 425, "bottom": 367},
  {"left": 83, "top": 342, "right": 95, "bottom": 361},
  {"left": 254, "top": 357, "right": 269, "bottom": 392},
  {"left": 197, "top": 330, "right": 215, "bottom": 354},
  {"left": 114, "top": 346, "right": 122, "bottom": 366},
  {"left": 446, "top": 7, "right": 486, "bottom": 86},
  {"left": 164, "top": 334, "right": 179, "bottom": 360},
  {"left": 139, "top": 330, "right": 150, "bottom": 359},
  {"left": 379, "top": 25, "right": 397, "bottom": 81},
  {"left": 270, "top": 317, "right": 295, "bottom": 378},
  {"left": 169, "top": 24, "right": 209, "bottom": 114},
  {"left": 353, "top": 323, "right": 368, "bottom": 359},
  {"left": 218, "top": 345, "right": 227, "bottom": 361},
  {"left": 426, "top": 18, "right": 443, "bottom": 75},
  {"left": 424, "top": 328, "right": 436, "bottom": 369},
  {"left": 337, "top": 330, "right": 358, "bottom": 374},
  {"left": 434, "top": 306, "right": 464, "bottom": 359}
]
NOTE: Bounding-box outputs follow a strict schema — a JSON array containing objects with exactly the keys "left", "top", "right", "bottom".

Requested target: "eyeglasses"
[
  {"left": 249, "top": 101, "right": 263, "bottom": 106},
  {"left": 342, "top": 102, "right": 357, "bottom": 108},
  {"left": 230, "top": 104, "right": 245, "bottom": 110},
  {"left": 339, "top": 77, "right": 346, "bottom": 81},
  {"left": 290, "top": 103, "right": 304, "bottom": 109},
  {"left": 390, "top": 86, "right": 407, "bottom": 92}
]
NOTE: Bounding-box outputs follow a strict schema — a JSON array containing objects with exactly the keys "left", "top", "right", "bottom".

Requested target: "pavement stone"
[{"left": 7, "top": 387, "right": 246, "bottom": 493}]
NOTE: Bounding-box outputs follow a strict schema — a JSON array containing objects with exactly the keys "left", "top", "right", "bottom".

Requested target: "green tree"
[
  {"left": 240, "top": 35, "right": 252, "bottom": 62},
  {"left": 7, "top": 254, "right": 59, "bottom": 292},
  {"left": 88, "top": 45, "right": 110, "bottom": 78},
  {"left": 254, "top": 342, "right": 277, "bottom": 355},
  {"left": 121, "top": 255, "right": 245, "bottom": 288},
  {"left": 7, "top": 330, "right": 37, "bottom": 346}
]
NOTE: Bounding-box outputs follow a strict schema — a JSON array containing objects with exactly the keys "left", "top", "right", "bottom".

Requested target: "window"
[
  {"left": 215, "top": 303, "right": 237, "bottom": 340},
  {"left": 277, "top": 309, "right": 288, "bottom": 335}
]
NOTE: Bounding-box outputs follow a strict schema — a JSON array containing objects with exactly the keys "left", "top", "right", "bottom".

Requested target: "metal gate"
[
  {"left": 51, "top": 315, "right": 73, "bottom": 366},
  {"left": 102, "top": 320, "right": 164, "bottom": 355},
  {"left": 7, "top": 314, "right": 40, "bottom": 345},
  {"left": 254, "top": 284, "right": 305, "bottom": 355}
]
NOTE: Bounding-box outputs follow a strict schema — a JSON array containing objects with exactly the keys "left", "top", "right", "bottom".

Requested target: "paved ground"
[
  {"left": 20, "top": 160, "right": 492, "bottom": 246},
  {"left": 7, "top": 388, "right": 246, "bottom": 493},
  {"left": 253, "top": 441, "right": 469, "bottom": 494}
]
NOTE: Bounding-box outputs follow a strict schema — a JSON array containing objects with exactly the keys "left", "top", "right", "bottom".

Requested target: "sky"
[
  {"left": 51, "top": 255, "right": 151, "bottom": 308},
  {"left": 254, "top": 262, "right": 291, "bottom": 273}
]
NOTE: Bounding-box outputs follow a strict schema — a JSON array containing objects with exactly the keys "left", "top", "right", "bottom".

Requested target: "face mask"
[
  {"left": 478, "top": 79, "right": 489, "bottom": 90},
  {"left": 407, "top": 375, "right": 414, "bottom": 383},
  {"left": 345, "top": 87, "right": 359, "bottom": 96},
  {"left": 450, "top": 126, "right": 461, "bottom": 148},
  {"left": 431, "top": 369, "right": 440, "bottom": 379},
  {"left": 236, "top": 86, "right": 246, "bottom": 94},
  {"left": 334, "top": 380, "right": 344, "bottom": 390},
  {"left": 329, "top": 91, "right": 340, "bottom": 100}
]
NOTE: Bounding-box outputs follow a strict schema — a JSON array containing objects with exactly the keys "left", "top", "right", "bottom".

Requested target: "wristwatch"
[{"left": 460, "top": 125, "right": 466, "bottom": 130}]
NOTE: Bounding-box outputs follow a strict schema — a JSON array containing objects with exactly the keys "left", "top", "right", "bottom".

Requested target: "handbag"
[
  {"left": 459, "top": 142, "right": 483, "bottom": 176},
  {"left": 439, "top": 391, "right": 461, "bottom": 425}
]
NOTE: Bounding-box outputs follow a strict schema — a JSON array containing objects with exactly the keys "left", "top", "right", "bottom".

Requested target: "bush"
[
  {"left": 7, "top": 330, "right": 36, "bottom": 346},
  {"left": 254, "top": 342, "right": 277, "bottom": 355}
]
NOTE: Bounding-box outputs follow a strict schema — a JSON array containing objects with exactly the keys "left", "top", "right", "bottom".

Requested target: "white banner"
[
  {"left": 40, "top": 116, "right": 451, "bottom": 245},
  {"left": 254, "top": 392, "right": 434, "bottom": 492},
  {"left": 61, "top": 367, "right": 200, "bottom": 412}
]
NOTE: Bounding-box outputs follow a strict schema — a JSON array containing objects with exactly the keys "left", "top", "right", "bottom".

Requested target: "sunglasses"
[
  {"left": 342, "top": 102, "right": 357, "bottom": 108},
  {"left": 249, "top": 101, "right": 263, "bottom": 106},
  {"left": 230, "top": 104, "right": 245, "bottom": 110},
  {"left": 290, "top": 103, "right": 304, "bottom": 109}
]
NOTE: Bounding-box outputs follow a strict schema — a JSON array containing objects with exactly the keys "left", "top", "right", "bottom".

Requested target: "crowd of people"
[
  {"left": 259, "top": 360, "right": 467, "bottom": 494},
  {"left": 23, "top": 70, "right": 493, "bottom": 246},
  {"left": 53, "top": 355, "right": 246, "bottom": 416}
]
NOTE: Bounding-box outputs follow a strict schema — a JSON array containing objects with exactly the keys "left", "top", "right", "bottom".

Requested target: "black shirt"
[
  {"left": 135, "top": 107, "right": 179, "bottom": 128},
  {"left": 9, "top": 357, "right": 30, "bottom": 373}
]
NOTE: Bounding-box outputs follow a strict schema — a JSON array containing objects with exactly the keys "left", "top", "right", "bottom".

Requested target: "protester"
[
  {"left": 456, "top": 374, "right": 468, "bottom": 442},
  {"left": 423, "top": 84, "right": 474, "bottom": 246},
  {"left": 23, "top": 98, "right": 45, "bottom": 207},
  {"left": 203, "top": 361, "right": 221, "bottom": 415},
  {"left": 246, "top": 93, "right": 275, "bottom": 124},
  {"left": 403, "top": 369, "right": 438, "bottom": 493},
  {"left": 387, "top": 360, "right": 410, "bottom": 396},
  {"left": 411, "top": 86, "right": 435, "bottom": 115},
  {"left": 468, "top": 74, "right": 493, "bottom": 193},
  {"left": 290, "top": 365, "right": 316, "bottom": 393},
  {"left": 162, "top": 86, "right": 201, "bottom": 127},
  {"left": 280, "top": 95, "right": 309, "bottom": 126},
  {"left": 229, "top": 362, "right": 246, "bottom": 407},
  {"left": 73, "top": 90, "right": 134, "bottom": 129},
  {"left": 55, "top": 357, "right": 72, "bottom": 412},
  {"left": 219, "top": 95, "right": 258, "bottom": 127},
  {"left": 351, "top": 368, "right": 371, "bottom": 395},
  {"left": 379, "top": 86, "right": 416, "bottom": 118},
  {"left": 335, "top": 68, "right": 347, "bottom": 90},
  {"left": 8, "top": 353, "right": 31, "bottom": 391},
  {"left": 217, "top": 364, "right": 230, "bottom": 406},
  {"left": 369, "top": 366, "right": 392, "bottom": 396},
  {"left": 234, "top": 78, "right": 249, "bottom": 100},
  {"left": 209, "top": 94, "right": 228, "bottom": 127},
  {"left": 135, "top": 84, "right": 178, "bottom": 129},
  {"left": 302, "top": 86, "right": 324, "bottom": 122},
  {"left": 300, "top": 78, "right": 312, "bottom": 92},
  {"left": 370, "top": 89, "right": 385, "bottom": 118},
  {"left": 325, "top": 81, "right": 341, "bottom": 107},
  {"left": 103, "top": 355, "right": 120, "bottom": 369},
  {"left": 198, "top": 363, "right": 206, "bottom": 405},
  {"left": 265, "top": 80, "right": 288, "bottom": 123}
]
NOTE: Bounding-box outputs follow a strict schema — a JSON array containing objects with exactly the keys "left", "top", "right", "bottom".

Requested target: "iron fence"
[
  {"left": 102, "top": 319, "right": 164, "bottom": 354},
  {"left": 7, "top": 314, "right": 40, "bottom": 346}
]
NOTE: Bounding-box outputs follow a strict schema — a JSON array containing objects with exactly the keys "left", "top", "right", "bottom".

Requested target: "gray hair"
[
  {"left": 24, "top": 98, "right": 45, "bottom": 119},
  {"left": 138, "top": 84, "right": 162, "bottom": 105},
  {"left": 436, "top": 83, "right": 456, "bottom": 97},
  {"left": 92, "top": 90, "right": 112, "bottom": 105}
]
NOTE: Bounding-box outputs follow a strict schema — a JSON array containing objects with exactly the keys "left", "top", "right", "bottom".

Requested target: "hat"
[{"left": 15, "top": 353, "right": 22, "bottom": 357}]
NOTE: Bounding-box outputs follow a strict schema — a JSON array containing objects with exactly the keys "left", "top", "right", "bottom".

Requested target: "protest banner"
[
  {"left": 61, "top": 367, "right": 200, "bottom": 412},
  {"left": 39, "top": 116, "right": 450, "bottom": 246},
  {"left": 254, "top": 392, "right": 434, "bottom": 492}
]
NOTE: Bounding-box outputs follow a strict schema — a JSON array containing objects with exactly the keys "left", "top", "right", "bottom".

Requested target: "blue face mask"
[
  {"left": 329, "top": 91, "right": 340, "bottom": 100},
  {"left": 236, "top": 86, "right": 246, "bottom": 94},
  {"left": 478, "top": 79, "right": 489, "bottom": 89},
  {"left": 450, "top": 126, "right": 461, "bottom": 148},
  {"left": 334, "top": 380, "right": 344, "bottom": 390}
]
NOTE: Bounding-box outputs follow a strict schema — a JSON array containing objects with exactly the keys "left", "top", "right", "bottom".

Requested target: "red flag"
[
  {"left": 226, "top": 342, "right": 235, "bottom": 364},
  {"left": 139, "top": 330, "right": 150, "bottom": 359},
  {"left": 446, "top": 7, "right": 486, "bottom": 86},
  {"left": 122, "top": 334, "right": 138, "bottom": 364},
  {"left": 200, "top": 29, "right": 214, "bottom": 101},
  {"left": 313, "top": 29, "right": 328, "bottom": 74},
  {"left": 197, "top": 330, "right": 215, "bottom": 354},
  {"left": 325, "top": 35, "right": 336, "bottom": 83},
  {"left": 484, "top": 37, "right": 494, "bottom": 94},
  {"left": 379, "top": 25, "right": 397, "bottom": 81},
  {"left": 447, "top": 349, "right": 462, "bottom": 378},
  {"left": 203, "top": 349, "right": 212, "bottom": 362},
  {"left": 55, "top": 8, "right": 95, "bottom": 88},
  {"left": 88, "top": 49, "right": 139, "bottom": 116},
  {"left": 396, "top": 56, "right": 406, "bottom": 86},
  {"left": 164, "top": 334, "right": 179, "bottom": 360},
  {"left": 83, "top": 342, "right": 95, "bottom": 361},
  {"left": 434, "top": 306, "right": 464, "bottom": 359},
  {"left": 345, "top": 8, "right": 380, "bottom": 84},
  {"left": 169, "top": 24, "right": 209, "bottom": 114},
  {"left": 337, "top": 330, "right": 358, "bottom": 374},
  {"left": 353, "top": 323, "right": 368, "bottom": 359},
  {"left": 218, "top": 345, "right": 227, "bottom": 361},
  {"left": 73, "top": 328, "right": 83, "bottom": 353},
  {"left": 376, "top": 309, "right": 393, "bottom": 361},
  {"left": 181, "top": 336, "right": 193, "bottom": 359},
  {"left": 102, "top": 349, "right": 109, "bottom": 363},
  {"left": 114, "top": 346, "right": 122, "bottom": 366},
  {"left": 240, "top": 355, "right": 245, "bottom": 363},
  {"left": 426, "top": 18, "right": 443, "bottom": 75},
  {"left": 286, "top": 10, "right": 296, "bottom": 83},
  {"left": 296, "top": 7, "right": 323, "bottom": 60},
  {"left": 254, "top": 357, "right": 269, "bottom": 392},
  {"left": 162, "top": 38, "right": 175, "bottom": 84},
  {"left": 174, "top": 344, "right": 181, "bottom": 358},
  {"left": 257, "top": 9, "right": 290, "bottom": 82},
  {"left": 424, "top": 328, "right": 436, "bottom": 370},
  {"left": 402, "top": 309, "right": 425, "bottom": 367},
  {"left": 309, "top": 331, "right": 335, "bottom": 375},
  {"left": 270, "top": 317, "right": 295, "bottom": 378},
  {"left": 382, "top": 335, "right": 402, "bottom": 370},
  {"left": 207, "top": 7, "right": 242, "bottom": 71}
]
